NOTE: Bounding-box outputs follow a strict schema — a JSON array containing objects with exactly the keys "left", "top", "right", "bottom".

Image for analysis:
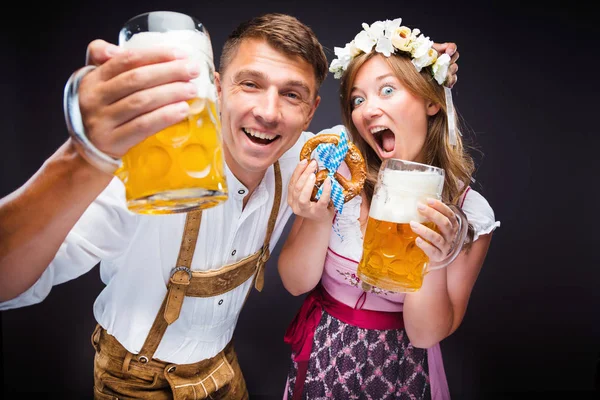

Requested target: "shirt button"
[
  {"left": 238, "top": 189, "right": 246, "bottom": 195},
  {"left": 218, "top": 299, "right": 224, "bottom": 305},
  {"left": 231, "top": 250, "right": 236, "bottom": 256}
]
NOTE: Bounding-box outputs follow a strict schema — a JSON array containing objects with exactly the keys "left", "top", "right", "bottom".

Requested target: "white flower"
[
  {"left": 358, "top": 21, "right": 388, "bottom": 52},
  {"left": 329, "top": 61, "right": 344, "bottom": 79},
  {"left": 354, "top": 30, "right": 376, "bottom": 54},
  {"left": 411, "top": 28, "right": 421, "bottom": 40},
  {"left": 412, "top": 48, "right": 438, "bottom": 71},
  {"left": 391, "top": 26, "right": 413, "bottom": 52},
  {"left": 432, "top": 53, "right": 451, "bottom": 85},
  {"left": 375, "top": 36, "right": 394, "bottom": 57},
  {"left": 334, "top": 44, "right": 350, "bottom": 58},
  {"left": 348, "top": 41, "right": 361, "bottom": 57},
  {"left": 331, "top": 44, "right": 354, "bottom": 71},
  {"left": 374, "top": 19, "right": 402, "bottom": 56},
  {"left": 328, "top": 17, "right": 451, "bottom": 87},
  {"left": 366, "top": 21, "right": 386, "bottom": 39},
  {"left": 330, "top": 45, "right": 352, "bottom": 78},
  {"left": 383, "top": 18, "right": 402, "bottom": 38},
  {"left": 411, "top": 34, "right": 434, "bottom": 59}
]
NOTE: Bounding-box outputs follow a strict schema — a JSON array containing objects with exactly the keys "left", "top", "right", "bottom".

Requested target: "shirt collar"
[{"left": 224, "top": 162, "right": 269, "bottom": 207}]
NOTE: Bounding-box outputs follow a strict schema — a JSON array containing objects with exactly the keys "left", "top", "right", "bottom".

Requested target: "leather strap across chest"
[{"left": 136, "top": 162, "right": 282, "bottom": 363}]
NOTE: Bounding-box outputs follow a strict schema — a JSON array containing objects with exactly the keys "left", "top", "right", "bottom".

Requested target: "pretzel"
[{"left": 299, "top": 134, "right": 366, "bottom": 203}]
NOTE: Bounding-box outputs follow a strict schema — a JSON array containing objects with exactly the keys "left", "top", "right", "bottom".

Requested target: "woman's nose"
[{"left": 364, "top": 99, "right": 382, "bottom": 119}]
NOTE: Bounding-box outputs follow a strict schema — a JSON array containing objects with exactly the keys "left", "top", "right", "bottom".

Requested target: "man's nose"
[{"left": 253, "top": 87, "right": 280, "bottom": 126}]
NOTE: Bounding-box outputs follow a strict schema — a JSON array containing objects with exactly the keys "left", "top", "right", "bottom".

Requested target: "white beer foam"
[
  {"left": 370, "top": 169, "right": 444, "bottom": 224},
  {"left": 122, "top": 30, "right": 217, "bottom": 102}
]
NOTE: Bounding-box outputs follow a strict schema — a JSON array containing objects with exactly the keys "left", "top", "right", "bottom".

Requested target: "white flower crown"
[{"left": 329, "top": 18, "right": 451, "bottom": 85}]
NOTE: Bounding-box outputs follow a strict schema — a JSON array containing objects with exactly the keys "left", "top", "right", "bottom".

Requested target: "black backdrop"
[{"left": 1, "top": 1, "right": 598, "bottom": 398}]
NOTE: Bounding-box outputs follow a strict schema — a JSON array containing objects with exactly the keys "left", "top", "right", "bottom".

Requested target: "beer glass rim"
[
  {"left": 119, "top": 11, "right": 212, "bottom": 60},
  {"left": 120, "top": 11, "right": 207, "bottom": 46},
  {"left": 382, "top": 158, "right": 444, "bottom": 175},
  {"left": 123, "top": 11, "right": 202, "bottom": 27}
]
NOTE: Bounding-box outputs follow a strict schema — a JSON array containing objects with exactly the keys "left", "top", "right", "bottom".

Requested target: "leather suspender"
[{"left": 135, "top": 162, "right": 282, "bottom": 363}]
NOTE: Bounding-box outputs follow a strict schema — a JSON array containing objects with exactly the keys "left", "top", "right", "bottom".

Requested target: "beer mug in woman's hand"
[
  {"left": 357, "top": 159, "right": 467, "bottom": 292},
  {"left": 116, "top": 11, "right": 228, "bottom": 214},
  {"left": 411, "top": 196, "right": 467, "bottom": 268}
]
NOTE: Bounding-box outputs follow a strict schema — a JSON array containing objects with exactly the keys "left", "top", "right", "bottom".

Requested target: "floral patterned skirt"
[{"left": 286, "top": 311, "right": 431, "bottom": 400}]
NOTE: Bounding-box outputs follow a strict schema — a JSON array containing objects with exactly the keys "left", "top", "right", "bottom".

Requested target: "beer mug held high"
[
  {"left": 115, "top": 11, "right": 228, "bottom": 214},
  {"left": 357, "top": 159, "right": 468, "bottom": 293}
]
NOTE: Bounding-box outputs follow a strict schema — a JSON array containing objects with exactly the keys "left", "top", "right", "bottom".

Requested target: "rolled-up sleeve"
[{"left": 0, "top": 178, "right": 138, "bottom": 310}]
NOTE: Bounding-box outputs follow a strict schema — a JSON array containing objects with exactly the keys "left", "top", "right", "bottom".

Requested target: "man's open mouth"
[{"left": 243, "top": 128, "right": 280, "bottom": 145}]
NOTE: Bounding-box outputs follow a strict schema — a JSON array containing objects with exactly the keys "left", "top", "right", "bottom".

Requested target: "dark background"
[{"left": 1, "top": 0, "right": 598, "bottom": 398}]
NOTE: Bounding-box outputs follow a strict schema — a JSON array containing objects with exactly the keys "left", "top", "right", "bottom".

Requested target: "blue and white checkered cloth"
[{"left": 314, "top": 130, "right": 349, "bottom": 214}]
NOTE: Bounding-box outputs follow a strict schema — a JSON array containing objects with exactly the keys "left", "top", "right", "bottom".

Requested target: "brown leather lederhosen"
[{"left": 92, "top": 162, "right": 282, "bottom": 400}]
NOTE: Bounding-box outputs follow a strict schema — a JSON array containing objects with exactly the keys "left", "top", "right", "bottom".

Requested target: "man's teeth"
[
  {"left": 370, "top": 126, "right": 388, "bottom": 134},
  {"left": 244, "top": 128, "right": 277, "bottom": 140}
]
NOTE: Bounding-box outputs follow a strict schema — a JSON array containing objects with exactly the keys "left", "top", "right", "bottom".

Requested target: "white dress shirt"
[{"left": 0, "top": 131, "right": 315, "bottom": 364}]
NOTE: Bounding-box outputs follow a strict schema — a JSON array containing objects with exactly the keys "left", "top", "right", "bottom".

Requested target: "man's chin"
[{"left": 240, "top": 155, "right": 279, "bottom": 174}]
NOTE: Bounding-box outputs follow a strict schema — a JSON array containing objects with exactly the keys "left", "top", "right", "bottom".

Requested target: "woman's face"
[{"left": 350, "top": 55, "right": 439, "bottom": 162}]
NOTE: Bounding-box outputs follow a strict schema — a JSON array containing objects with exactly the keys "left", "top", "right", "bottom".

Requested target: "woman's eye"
[
  {"left": 381, "top": 86, "right": 394, "bottom": 96},
  {"left": 352, "top": 97, "right": 364, "bottom": 107}
]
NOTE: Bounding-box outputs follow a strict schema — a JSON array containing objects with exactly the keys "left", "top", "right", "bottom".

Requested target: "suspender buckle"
[
  {"left": 164, "top": 266, "right": 192, "bottom": 325},
  {"left": 170, "top": 266, "right": 192, "bottom": 281}
]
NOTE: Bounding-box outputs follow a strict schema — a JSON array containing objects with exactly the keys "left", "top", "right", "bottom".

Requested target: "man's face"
[{"left": 216, "top": 38, "right": 320, "bottom": 184}]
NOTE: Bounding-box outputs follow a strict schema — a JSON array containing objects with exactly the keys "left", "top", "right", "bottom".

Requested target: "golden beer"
[
  {"left": 116, "top": 99, "right": 227, "bottom": 214},
  {"left": 357, "top": 159, "right": 445, "bottom": 292},
  {"left": 358, "top": 218, "right": 437, "bottom": 292},
  {"left": 117, "top": 12, "right": 228, "bottom": 214}
]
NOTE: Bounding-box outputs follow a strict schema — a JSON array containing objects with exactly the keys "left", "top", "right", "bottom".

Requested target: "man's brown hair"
[{"left": 220, "top": 13, "right": 328, "bottom": 91}]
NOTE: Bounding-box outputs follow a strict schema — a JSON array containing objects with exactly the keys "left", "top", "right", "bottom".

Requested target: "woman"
[{"left": 278, "top": 18, "right": 500, "bottom": 399}]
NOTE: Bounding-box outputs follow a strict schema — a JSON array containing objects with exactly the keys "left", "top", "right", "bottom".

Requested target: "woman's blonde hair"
[{"left": 339, "top": 51, "right": 476, "bottom": 246}]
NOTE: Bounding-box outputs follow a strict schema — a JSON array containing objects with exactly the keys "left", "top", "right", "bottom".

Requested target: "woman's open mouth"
[{"left": 370, "top": 126, "right": 396, "bottom": 155}]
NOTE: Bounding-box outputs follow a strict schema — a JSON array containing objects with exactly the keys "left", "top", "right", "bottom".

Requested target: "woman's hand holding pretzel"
[{"left": 288, "top": 159, "right": 335, "bottom": 223}]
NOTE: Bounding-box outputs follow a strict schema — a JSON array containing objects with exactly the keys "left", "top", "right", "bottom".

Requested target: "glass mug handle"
[{"left": 427, "top": 204, "right": 469, "bottom": 271}]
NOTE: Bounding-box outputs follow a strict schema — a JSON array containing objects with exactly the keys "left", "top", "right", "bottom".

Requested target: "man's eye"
[
  {"left": 285, "top": 92, "right": 299, "bottom": 100},
  {"left": 242, "top": 82, "right": 257, "bottom": 88}
]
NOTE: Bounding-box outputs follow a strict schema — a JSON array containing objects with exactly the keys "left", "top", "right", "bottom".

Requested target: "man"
[{"left": 0, "top": 12, "right": 458, "bottom": 398}]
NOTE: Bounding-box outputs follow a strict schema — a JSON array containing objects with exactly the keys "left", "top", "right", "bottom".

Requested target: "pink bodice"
[{"left": 321, "top": 247, "right": 406, "bottom": 311}]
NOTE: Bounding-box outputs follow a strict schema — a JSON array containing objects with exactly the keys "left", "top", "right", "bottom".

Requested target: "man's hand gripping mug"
[{"left": 64, "top": 11, "right": 228, "bottom": 214}]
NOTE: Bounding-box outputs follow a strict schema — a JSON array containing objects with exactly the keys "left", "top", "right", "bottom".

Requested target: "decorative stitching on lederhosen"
[{"left": 172, "top": 358, "right": 235, "bottom": 392}]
